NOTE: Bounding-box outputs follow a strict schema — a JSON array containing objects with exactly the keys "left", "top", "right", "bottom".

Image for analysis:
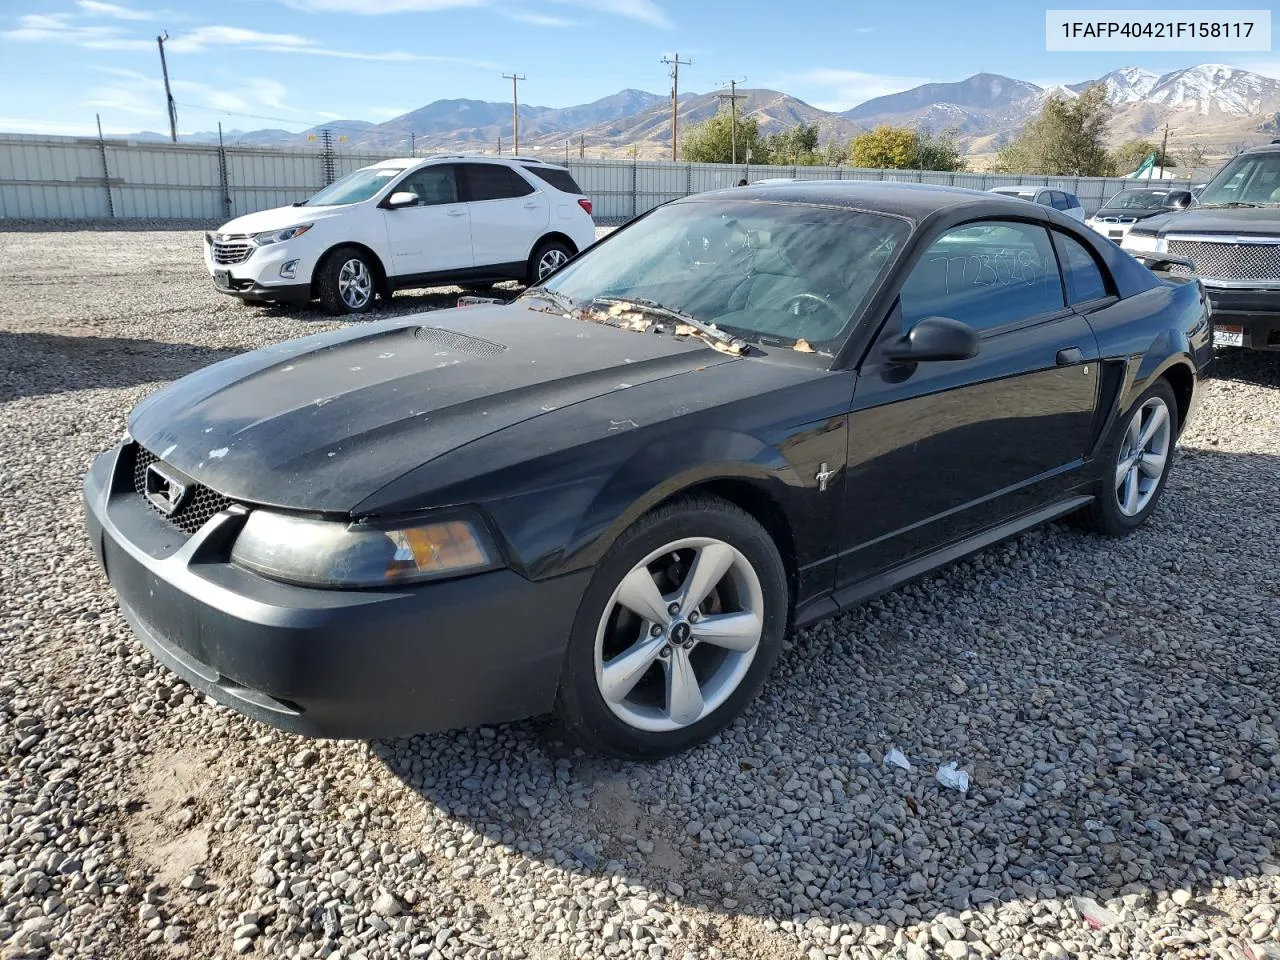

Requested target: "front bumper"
[
  {"left": 204, "top": 240, "right": 316, "bottom": 304},
  {"left": 83, "top": 446, "right": 589, "bottom": 739},
  {"left": 1202, "top": 284, "right": 1280, "bottom": 351}
]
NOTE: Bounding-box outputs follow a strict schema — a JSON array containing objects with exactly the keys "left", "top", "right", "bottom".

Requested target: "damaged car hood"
[{"left": 128, "top": 305, "right": 736, "bottom": 512}]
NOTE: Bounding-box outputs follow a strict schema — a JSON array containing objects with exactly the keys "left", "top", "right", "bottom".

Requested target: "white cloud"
[
  {"left": 5, "top": 15, "right": 498, "bottom": 66},
  {"left": 0, "top": 115, "right": 141, "bottom": 136},
  {"left": 502, "top": 9, "right": 575, "bottom": 26},
  {"left": 768, "top": 68, "right": 931, "bottom": 112},
  {"left": 2, "top": 13, "right": 150, "bottom": 49},
  {"left": 280, "top": 0, "right": 481, "bottom": 11},
  {"left": 547, "top": 0, "right": 670, "bottom": 27},
  {"left": 76, "top": 0, "right": 161, "bottom": 20}
]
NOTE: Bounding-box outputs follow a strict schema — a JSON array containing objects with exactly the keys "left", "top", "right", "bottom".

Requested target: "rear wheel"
[
  {"left": 554, "top": 495, "right": 788, "bottom": 758},
  {"left": 527, "top": 239, "right": 573, "bottom": 286},
  {"left": 1077, "top": 379, "right": 1178, "bottom": 536},
  {"left": 318, "top": 246, "right": 377, "bottom": 315}
]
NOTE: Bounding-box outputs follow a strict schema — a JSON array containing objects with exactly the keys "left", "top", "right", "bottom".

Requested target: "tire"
[
  {"left": 1076, "top": 378, "right": 1179, "bottom": 536},
  {"left": 317, "top": 246, "right": 377, "bottom": 316},
  {"left": 554, "top": 494, "right": 789, "bottom": 758},
  {"left": 527, "top": 239, "right": 573, "bottom": 286}
]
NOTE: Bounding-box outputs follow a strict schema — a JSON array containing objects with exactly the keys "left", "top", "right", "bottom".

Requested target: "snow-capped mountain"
[
  {"left": 1069, "top": 67, "right": 1161, "bottom": 103},
  {"left": 1144, "top": 64, "right": 1280, "bottom": 115}
]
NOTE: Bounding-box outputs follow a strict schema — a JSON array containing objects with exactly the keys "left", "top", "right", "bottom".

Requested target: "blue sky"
[{"left": 1, "top": 0, "right": 1277, "bottom": 136}]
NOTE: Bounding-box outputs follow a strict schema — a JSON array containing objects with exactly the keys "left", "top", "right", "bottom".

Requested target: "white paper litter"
[
  {"left": 883, "top": 748, "right": 911, "bottom": 771},
  {"left": 936, "top": 761, "right": 970, "bottom": 793}
]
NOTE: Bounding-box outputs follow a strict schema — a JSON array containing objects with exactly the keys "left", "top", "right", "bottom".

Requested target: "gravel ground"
[{"left": 1, "top": 225, "right": 1278, "bottom": 960}]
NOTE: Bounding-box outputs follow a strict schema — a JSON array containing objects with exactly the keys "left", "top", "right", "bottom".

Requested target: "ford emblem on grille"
[{"left": 145, "top": 463, "right": 191, "bottom": 516}]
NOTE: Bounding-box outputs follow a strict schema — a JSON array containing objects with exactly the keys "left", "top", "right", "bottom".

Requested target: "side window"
[
  {"left": 1050, "top": 191, "right": 1071, "bottom": 210},
  {"left": 1053, "top": 232, "right": 1111, "bottom": 304},
  {"left": 523, "top": 165, "right": 582, "bottom": 194},
  {"left": 1066, "top": 193, "right": 1082, "bottom": 209},
  {"left": 463, "top": 164, "right": 532, "bottom": 202},
  {"left": 899, "top": 221, "right": 1065, "bottom": 333},
  {"left": 396, "top": 165, "right": 458, "bottom": 205}
]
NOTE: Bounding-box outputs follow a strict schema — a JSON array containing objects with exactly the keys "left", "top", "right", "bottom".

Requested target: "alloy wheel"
[
  {"left": 1115, "top": 395, "right": 1172, "bottom": 517},
  {"left": 594, "top": 537, "right": 764, "bottom": 733},
  {"left": 338, "top": 258, "right": 373, "bottom": 309},
  {"left": 538, "top": 248, "right": 569, "bottom": 279}
]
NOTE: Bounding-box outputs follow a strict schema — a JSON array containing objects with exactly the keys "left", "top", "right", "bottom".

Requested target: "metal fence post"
[
  {"left": 631, "top": 156, "right": 637, "bottom": 219},
  {"left": 95, "top": 114, "right": 114, "bottom": 218},
  {"left": 217, "top": 123, "right": 232, "bottom": 219},
  {"left": 686, "top": 163, "right": 692, "bottom": 198}
]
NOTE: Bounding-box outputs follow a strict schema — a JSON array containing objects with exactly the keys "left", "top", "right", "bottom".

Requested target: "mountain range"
[{"left": 130, "top": 63, "right": 1280, "bottom": 163}]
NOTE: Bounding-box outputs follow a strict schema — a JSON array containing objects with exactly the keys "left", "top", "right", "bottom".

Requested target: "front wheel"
[
  {"left": 527, "top": 240, "right": 573, "bottom": 286},
  {"left": 1077, "top": 379, "right": 1179, "bottom": 536},
  {"left": 554, "top": 495, "right": 788, "bottom": 758},
  {"left": 318, "top": 246, "right": 377, "bottom": 315}
]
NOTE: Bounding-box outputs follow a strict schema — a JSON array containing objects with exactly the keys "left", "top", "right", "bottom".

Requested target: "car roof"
[
  {"left": 1241, "top": 141, "right": 1280, "bottom": 155},
  {"left": 688, "top": 179, "right": 1071, "bottom": 220}
]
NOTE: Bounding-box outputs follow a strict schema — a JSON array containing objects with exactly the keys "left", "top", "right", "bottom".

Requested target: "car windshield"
[
  {"left": 1197, "top": 152, "right": 1280, "bottom": 206},
  {"left": 1104, "top": 190, "right": 1170, "bottom": 210},
  {"left": 304, "top": 167, "right": 402, "bottom": 206},
  {"left": 538, "top": 200, "right": 910, "bottom": 351}
]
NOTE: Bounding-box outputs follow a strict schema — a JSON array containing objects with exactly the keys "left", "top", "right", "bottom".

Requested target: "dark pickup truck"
[{"left": 1121, "top": 141, "right": 1280, "bottom": 351}]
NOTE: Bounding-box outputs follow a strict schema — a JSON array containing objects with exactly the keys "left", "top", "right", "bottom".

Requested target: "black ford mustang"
[{"left": 84, "top": 181, "right": 1214, "bottom": 758}]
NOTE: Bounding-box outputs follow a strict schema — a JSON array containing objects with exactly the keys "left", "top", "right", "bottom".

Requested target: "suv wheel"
[
  {"left": 528, "top": 240, "right": 573, "bottom": 285},
  {"left": 318, "top": 246, "right": 377, "bottom": 315}
]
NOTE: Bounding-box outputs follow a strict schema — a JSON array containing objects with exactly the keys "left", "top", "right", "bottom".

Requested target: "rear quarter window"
[{"left": 522, "top": 166, "right": 584, "bottom": 195}]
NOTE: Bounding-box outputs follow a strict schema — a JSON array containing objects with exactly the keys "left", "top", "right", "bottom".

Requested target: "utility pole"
[
  {"left": 580, "top": 133, "right": 585, "bottom": 159},
  {"left": 503, "top": 73, "right": 526, "bottom": 155},
  {"left": 661, "top": 53, "right": 691, "bottom": 161},
  {"left": 410, "top": 132, "right": 415, "bottom": 156},
  {"left": 1157, "top": 122, "right": 1169, "bottom": 180},
  {"left": 156, "top": 31, "right": 178, "bottom": 143},
  {"left": 718, "top": 78, "right": 747, "bottom": 165}
]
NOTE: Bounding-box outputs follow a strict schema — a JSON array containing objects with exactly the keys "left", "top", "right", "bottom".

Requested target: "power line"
[
  {"left": 502, "top": 73, "right": 526, "bottom": 155},
  {"left": 660, "top": 53, "right": 691, "bottom": 162},
  {"left": 171, "top": 101, "right": 325, "bottom": 127}
]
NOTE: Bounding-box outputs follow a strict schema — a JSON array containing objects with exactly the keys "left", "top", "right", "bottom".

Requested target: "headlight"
[
  {"left": 1122, "top": 232, "right": 1159, "bottom": 253},
  {"left": 252, "top": 223, "right": 313, "bottom": 246},
  {"left": 230, "top": 510, "right": 500, "bottom": 588}
]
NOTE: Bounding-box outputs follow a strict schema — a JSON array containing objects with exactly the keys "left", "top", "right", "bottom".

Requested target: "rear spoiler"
[{"left": 1131, "top": 253, "right": 1199, "bottom": 283}]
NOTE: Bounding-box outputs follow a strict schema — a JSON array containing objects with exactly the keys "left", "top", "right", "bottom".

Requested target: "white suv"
[{"left": 203, "top": 155, "right": 597, "bottom": 315}]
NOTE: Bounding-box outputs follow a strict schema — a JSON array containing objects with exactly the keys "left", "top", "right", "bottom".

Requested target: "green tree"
[
  {"left": 822, "top": 138, "right": 849, "bottom": 166},
  {"left": 994, "top": 84, "right": 1115, "bottom": 176},
  {"left": 850, "top": 125, "right": 917, "bottom": 168},
  {"left": 848, "top": 125, "right": 967, "bottom": 171},
  {"left": 763, "top": 122, "right": 823, "bottom": 165},
  {"left": 914, "top": 128, "right": 967, "bottom": 172},
  {"left": 680, "top": 109, "right": 768, "bottom": 164},
  {"left": 1111, "top": 139, "right": 1179, "bottom": 174}
]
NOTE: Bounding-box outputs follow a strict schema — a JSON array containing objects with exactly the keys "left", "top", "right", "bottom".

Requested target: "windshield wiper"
[
  {"left": 1198, "top": 201, "right": 1259, "bottom": 209},
  {"left": 588, "top": 296, "right": 748, "bottom": 355},
  {"left": 518, "top": 287, "right": 577, "bottom": 314}
]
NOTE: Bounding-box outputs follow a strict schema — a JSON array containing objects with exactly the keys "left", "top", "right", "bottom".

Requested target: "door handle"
[
  {"left": 446, "top": 210, "right": 466, "bottom": 217},
  {"left": 1056, "top": 347, "right": 1084, "bottom": 365},
  {"left": 523, "top": 202, "right": 540, "bottom": 209}
]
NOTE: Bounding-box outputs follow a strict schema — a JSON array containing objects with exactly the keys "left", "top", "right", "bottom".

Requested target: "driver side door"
[
  {"left": 380, "top": 164, "right": 473, "bottom": 278},
  {"left": 835, "top": 220, "right": 1100, "bottom": 590}
]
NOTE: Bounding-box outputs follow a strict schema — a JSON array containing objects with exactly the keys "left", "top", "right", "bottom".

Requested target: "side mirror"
[
  {"left": 1165, "top": 190, "right": 1193, "bottom": 211},
  {"left": 385, "top": 191, "right": 420, "bottom": 209},
  {"left": 883, "top": 316, "right": 980, "bottom": 363}
]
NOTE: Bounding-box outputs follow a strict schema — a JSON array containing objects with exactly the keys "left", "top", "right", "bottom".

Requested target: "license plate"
[
  {"left": 1109, "top": 231, "right": 1123, "bottom": 238},
  {"left": 213, "top": 270, "right": 231, "bottom": 290},
  {"left": 1213, "top": 325, "right": 1244, "bottom": 347}
]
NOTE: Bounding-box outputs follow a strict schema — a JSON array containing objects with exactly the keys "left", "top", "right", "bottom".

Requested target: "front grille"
[
  {"left": 131, "top": 445, "right": 235, "bottom": 536},
  {"left": 211, "top": 235, "right": 254, "bottom": 265},
  {"left": 1166, "top": 238, "right": 1280, "bottom": 281},
  {"left": 1096, "top": 216, "right": 1138, "bottom": 224}
]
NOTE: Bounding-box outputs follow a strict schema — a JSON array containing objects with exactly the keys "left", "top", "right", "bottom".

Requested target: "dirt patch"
[{"left": 122, "top": 745, "right": 222, "bottom": 890}]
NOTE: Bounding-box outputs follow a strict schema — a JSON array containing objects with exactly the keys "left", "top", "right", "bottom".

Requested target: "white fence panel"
[{"left": 0, "top": 134, "right": 1187, "bottom": 221}]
